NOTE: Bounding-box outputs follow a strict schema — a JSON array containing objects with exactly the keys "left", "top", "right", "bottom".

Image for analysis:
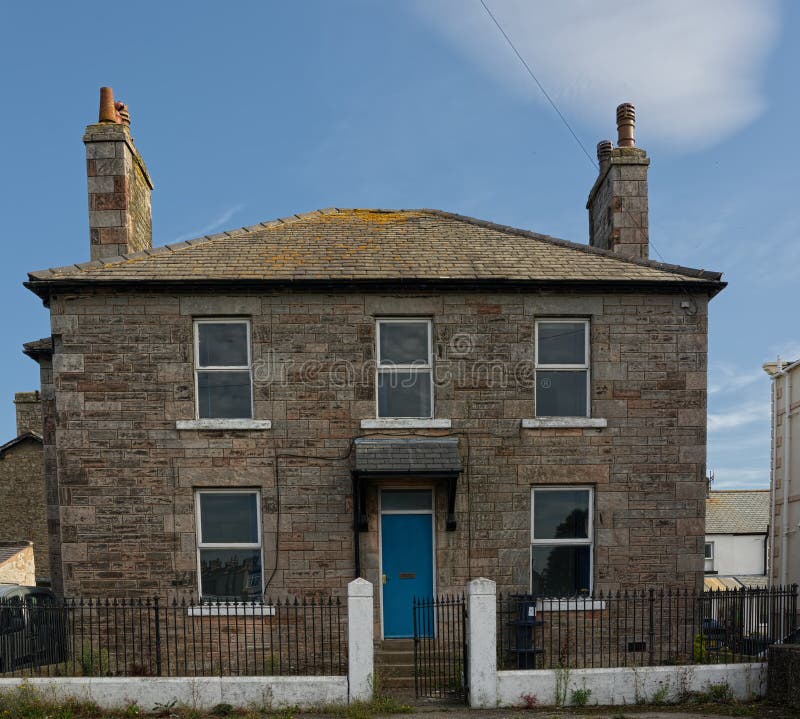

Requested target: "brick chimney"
[
  {"left": 586, "top": 103, "right": 650, "bottom": 260},
  {"left": 13, "top": 391, "right": 42, "bottom": 435},
  {"left": 84, "top": 87, "right": 154, "bottom": 261}
]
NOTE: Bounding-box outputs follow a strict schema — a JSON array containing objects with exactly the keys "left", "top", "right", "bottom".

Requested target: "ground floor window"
[
  {"left": 195, "top": 490, "right": 263, "bottom": 601},
  {"left": 531, "top": 487, "right": 593, "bottom": 596}
]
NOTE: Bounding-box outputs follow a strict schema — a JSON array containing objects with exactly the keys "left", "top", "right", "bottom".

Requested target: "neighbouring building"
[
  {"left": 703, "top": 489, "right": 769, "bottom": 590},
  {"left": 0, "top": 542, "right": 36, "bottom": 586},
  {"left": 763, "top": 358, "right": 800, "bottom": 592},
  {"left": 0, "top": 391, "right": 48, "bottom": 583},
  {"left": 23, "top": 89, "right": 725, "bottom": 638}
]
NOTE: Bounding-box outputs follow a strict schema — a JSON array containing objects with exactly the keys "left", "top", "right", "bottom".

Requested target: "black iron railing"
[
  {"left": 413, "top": 594, "right": 467, "bottom": 704},
  {"left": 0, "top": 596, "right": 346, "bottom": 678},
  {"left": 497, "top": 585, "right": 798, "bottom": 670}
]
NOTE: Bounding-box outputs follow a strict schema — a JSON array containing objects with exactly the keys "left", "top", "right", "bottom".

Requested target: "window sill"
[
  {"left": 176, "top": 419, "right": 272, "bottom": 431},
  {"left": 521, "top": 418, "right": 607, "bottom": 429},
  {"left": 187, "top": 604, "right": 275, "bottom": 617},
  {"left": 360, "top": 418, "right": 452, "bottom": 429},
  {"left": 537, "top": 599, "right": 606, "bottom": 612}
]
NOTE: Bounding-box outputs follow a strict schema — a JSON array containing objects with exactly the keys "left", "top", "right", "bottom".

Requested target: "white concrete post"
[
  {"left": 347, "top": 578, "right": 374, "bottom": 702},
  {"left": 467, "top": 577, "right": 497, "bottom": 708}
]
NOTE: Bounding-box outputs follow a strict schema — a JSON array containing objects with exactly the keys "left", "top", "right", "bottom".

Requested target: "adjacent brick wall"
[
  {"left": 45, "top": 287, "right": 709, "bottom": 603},
  {"left": 0, "top": 438, "right": 48, "bottom": 580}
]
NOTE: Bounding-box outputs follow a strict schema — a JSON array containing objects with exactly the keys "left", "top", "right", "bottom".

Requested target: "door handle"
[{"left": 382, "top": 574, "right": 387, "bottom": 585}]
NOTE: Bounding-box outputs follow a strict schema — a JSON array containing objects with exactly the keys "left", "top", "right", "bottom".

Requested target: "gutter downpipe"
[
  {"left": 768, "top": 376, "right": 777, "bottom": 587},
  {"left": 776, "top": 358, "right": 800, "bottom": 586}
]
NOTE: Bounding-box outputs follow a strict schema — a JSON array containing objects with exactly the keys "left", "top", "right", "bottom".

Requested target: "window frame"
[
  {"left": 704, "top": 541, "right": 715, "bottom": 572},
  {"left": 530, "top": 486, "right": 594, "bottom": 596},
  {"left": 375, "top": 318, "right": 434, "bottom": 419},
  {"left": 194, "top": 489, "right": 264, "bottom": 601},
  {"left": 193, "top": 318, "right": 254, "bottom": 420},
  {"left": 534, "top": 318, "right": 591, "bottom": 418}
]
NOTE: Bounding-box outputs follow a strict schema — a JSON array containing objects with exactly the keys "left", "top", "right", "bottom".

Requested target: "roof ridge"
[{"left": 25, "top": 207, "right": 725, "bottom": 287}]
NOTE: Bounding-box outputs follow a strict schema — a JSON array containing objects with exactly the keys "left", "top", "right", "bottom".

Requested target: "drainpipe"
[
  {"left": 768, "top": 375, "right": 778, "bottom": 587},
  {"left": 774, "top": 358, "right": 800, "bottom": 586},
  {"left": 781, "top": 364, "right": 793, "bottom": 586}
]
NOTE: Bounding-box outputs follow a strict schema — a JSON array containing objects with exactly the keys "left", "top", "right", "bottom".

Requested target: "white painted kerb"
[{"left": 0, "top": 676, "right": 347, "bottom": 711}]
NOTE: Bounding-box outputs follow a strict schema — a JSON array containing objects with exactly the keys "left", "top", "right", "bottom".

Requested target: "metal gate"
[{"left": 412, "top": 594, "right": 468, "bottom": 703}]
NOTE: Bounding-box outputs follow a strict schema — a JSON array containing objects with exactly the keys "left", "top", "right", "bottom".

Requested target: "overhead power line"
[{"left": 478, "top": 0, "right": 597, "bottom": 170}]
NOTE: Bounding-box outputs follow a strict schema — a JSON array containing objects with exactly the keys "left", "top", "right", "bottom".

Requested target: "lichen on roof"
[{"left": 25, "top": 208, "right": 725, "bottom": 290}]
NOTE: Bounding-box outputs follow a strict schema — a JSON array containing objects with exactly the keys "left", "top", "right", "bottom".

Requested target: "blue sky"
[{"left": 0, "top": 1, "right": 796, "bottom": 490}]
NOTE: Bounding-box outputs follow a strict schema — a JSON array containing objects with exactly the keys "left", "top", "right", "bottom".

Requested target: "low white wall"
[
  {"left": 0, "top": 676, "right": 348, "bottom": 711},
  {"left": 496, "top": 663, "right": 767, "bottom": 707}
]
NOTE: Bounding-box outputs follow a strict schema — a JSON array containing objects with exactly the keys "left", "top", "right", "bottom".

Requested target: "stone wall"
[
  {"left": 45, "top": 287, "right": 709, "bottom": 602},
  {"left": 0, "top": 439, "right": 48, "bottom": 579}
]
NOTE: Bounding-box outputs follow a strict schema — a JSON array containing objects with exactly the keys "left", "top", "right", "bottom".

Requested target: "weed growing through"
[{"left": 570, "top": 687, "right": 592, "bottom": 707}]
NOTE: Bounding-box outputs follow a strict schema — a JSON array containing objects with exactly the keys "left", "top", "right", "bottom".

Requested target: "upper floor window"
[
  {"left": 376, "top": 319, "right": 433, "bottom": 418},
  {"left": 704, "top": 542, "right": 715, "bottom": 573},
  {"left": 194, "top": 320, "right": 252, "bottom": 419},
  {"left": 535, "top": 320, "right": 589, "bottom": 417},
  {"left": 195, "top": 490, "right": 262, "bottom": 601},
  {"left": 531, "top": 487, "right": 593, "bottom": 596}
]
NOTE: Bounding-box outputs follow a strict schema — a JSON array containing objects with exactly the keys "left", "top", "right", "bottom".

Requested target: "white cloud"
[
  {"left": 708, "top": 402, "right": 770, "bottom": 432},
  {"left": 709, "top": 467, "right": 769, "bottom": 490},
  {"left": 708, "top": 362, "right": 767, "bottom": 396},
  {"left": 413, "top": 0, "right": 778, "bottom": 149},
  {"left": 173, "top": 204, "right": 245, "bottom": 242}
]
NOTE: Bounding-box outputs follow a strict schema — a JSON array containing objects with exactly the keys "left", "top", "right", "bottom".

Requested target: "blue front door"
[{"left": 381, "top": 506, "right": 434, "bottom": 638}]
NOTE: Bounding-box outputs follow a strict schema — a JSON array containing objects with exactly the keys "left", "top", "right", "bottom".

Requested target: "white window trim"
[
  {"left": 195, "top": 489, "right": 264, "bottom": 601},
  {"left": 361, "top": 418, "right": 451, "bottom": 429},
  {"left": 177, "top": 419, "right": 271, "bottom": 431},
  {"left": 531, "top": 486, "right": 594, "bottom": 597},
  {"left": 375, "top": 318, "right": 434, "bottom": 420},
  {"left": 534, "top": 319, "right": 591, "bottom": 419},
  {"left": 193, "top": 319, "right": 254, "bottom": 421},
  {"left": 704, "top": 542, "right": 715, "bottom": 560}
]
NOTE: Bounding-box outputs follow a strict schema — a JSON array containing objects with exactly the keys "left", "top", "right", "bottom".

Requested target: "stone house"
[
  {"left": 0, "top": 391, "right": 49, "bottom": 583},
  {"left": 24, "top": 89, "right": 724, "bottom": 638}
]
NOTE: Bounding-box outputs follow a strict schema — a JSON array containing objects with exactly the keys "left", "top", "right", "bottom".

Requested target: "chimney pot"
[
  {"left": 98, "top": 87, "right": 119, "bottom": 124},
  {"left": 597, "top": 140, "right": 613, "bottom": 169},
  {"left": 115, "top": 100, "right": 130, "bottom": 126},
  {"left": 616, "top": 102, "right": 636, "bottom": 147}
]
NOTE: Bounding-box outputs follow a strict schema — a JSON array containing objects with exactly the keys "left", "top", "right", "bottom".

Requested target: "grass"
[{"left": 0, "top": 683, "right": 413, "bottom": 719}]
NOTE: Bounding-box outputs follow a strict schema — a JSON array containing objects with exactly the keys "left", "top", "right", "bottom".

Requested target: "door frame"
[{"left": 378, "top": 485, "right": 437, "bottom": 640}]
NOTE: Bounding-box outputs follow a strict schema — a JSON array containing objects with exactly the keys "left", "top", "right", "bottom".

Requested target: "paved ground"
[{"left": 300, "top": 702, "right": 799, "bottom": 719}]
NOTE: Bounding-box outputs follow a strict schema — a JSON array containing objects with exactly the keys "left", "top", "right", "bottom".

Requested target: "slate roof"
[
  {"left": 26, "top": 209, "right": 724, "bottom": 293},
  {"left": 0, "top": 542, "right": 32, "bottom": 567},
  {"left": 0, "top": 432, "right": 42, "bottom": 458},
  {"left": 22, "top": 337, "right": 53, "bottom": 360},
  {"left": 704, "top": 575, "right": 768, "bottom": 591},
  {"left": 706, "top": 490, "right": 770, "bottom": 534},
  {"left": 353, "top": 437, "right": 462, "bottom": 475}
]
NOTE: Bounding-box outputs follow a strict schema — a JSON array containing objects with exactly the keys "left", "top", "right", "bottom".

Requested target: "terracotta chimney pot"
[{"left": 616, "top": 102, "right": 636, "bottom": 147}]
